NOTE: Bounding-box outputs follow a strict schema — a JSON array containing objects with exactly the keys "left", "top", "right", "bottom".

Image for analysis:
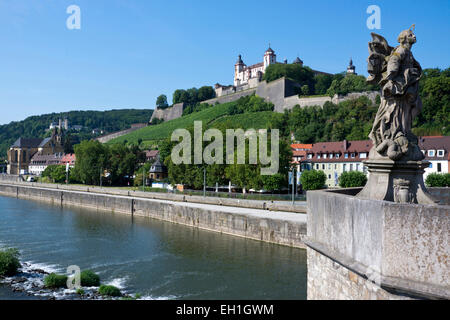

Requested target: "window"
[
  {"left": 322, "top": 164, "right": 325, "bottom": 170},
  {"left": 316, "top": 164, "right": 319, "bottom": 170},
  {"left": 335, "top": 154, "right": 340, "bottom": 159},
  {"left": 438, "top": 163, "right": 442, "bottom": 172},
  {"left": 328, "top": 164, "right": 331, "bottom": 170},
  {"left": 437, "top": 150, "right": 444, "bottom": 157},
  {"left": 360, "top": 153, "right": 367, "bottom": 159},
  {"left": 344, "top": 153, "right": 348, "bottom": 159},
  {"left": 329, "top": 154, "right": 333, "bottom": 159},
  {"left": 317, "top": 155, "right": 321, "bottom": 159},
  {"left": 351, "top": 153, "right": 356, "bottom": 158},
  {"left": 334, "top": 164, "right": 337, "bottom": 170},
  {"left": 328, "top": 175, "right": 331, "bottom": 179},
  {"left": 307, "top": 154, "right": 312, "bottom": 159},
  {"left": 428, "top": 150, "right": 435, "bottom": 157},
  {"left": 343, "top": 164, "right": 347, "bottom": 171},
  {"left": 429, "top": 163, "right": 433, "bottom": 168},
  {"left": 350, "top": 164, "right": 353, "bottom": 171},
  {"left": 356, "top": 164, "right": 360, "bottom": 171}
]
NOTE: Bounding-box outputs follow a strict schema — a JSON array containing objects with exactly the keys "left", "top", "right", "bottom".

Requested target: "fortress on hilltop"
[{"left": 150, "top": 46, "right": 373, "bottom": 124}]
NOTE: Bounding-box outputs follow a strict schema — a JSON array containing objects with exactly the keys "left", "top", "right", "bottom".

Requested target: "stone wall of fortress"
[
  {"left": 151, "top": 78, "right": 380, "bottom": 123},
  {"left": 149, "top": 102, "right": 186, "bottom": 123}
]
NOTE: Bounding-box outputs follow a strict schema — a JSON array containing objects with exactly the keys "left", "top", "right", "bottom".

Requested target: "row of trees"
[
  {"left": 158, "top": 126, "right": 292, "bottom": 192},
  {"left": 156, "top": 86, "right": 216, "bottom": 110},
  {"left": 0, "top": 109, "right": 153, "bottom": 159},
  {"left": 70, "top": 140, "right": 145, "bottom": 186}
]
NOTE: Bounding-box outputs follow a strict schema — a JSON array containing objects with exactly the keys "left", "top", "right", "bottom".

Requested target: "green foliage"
[
  {"left": 314, "top": 74, "right": 334, "bottom": 95},
  {"left": 0, "top": 248, "right": 21, "bottom": 277},
  {"left": 300, "top": 170, "right": 326, "bottom": 190},
  {"left": 42, "top": 165, "right": 68, "bottom": 183},
  {"left": 229, "top": 95, "right": 274, "bottom": 115},
  {"left": 263, "top": 64, "right": 315, "bottom": 92},
  {"left": 425, "top": 173, "right": 450, "bottom": 187},
  {"left": 290, "top": 96, "right": 378, "bottom": 143},
  {"left": 415, "top": 68, "right": 450, "bottom": 135},
  {"left": 76, "top": 288, "right": 85, "bottom": 295},
  {"left": 326, "top": 74, "right": 379, "bottom": 97},
  {"left": 109, "top": 102, "right": 234, "bottom": 145},
  {"left": 338, "top": 171, "right": 368, "bottom": 188},
  {"left": 80, "top": 270, "right": 101, "bottom": 287},
  {"left": 156, "top": 94, "right": 169, "bottom": 109},
  {"left": 44, "top": 273, "right": 68, "bottom": 288},
  {"left": 0, "top": 109, "right": 153, "bottom": 158},
  {"left": 150, "top": 118, "right": 164, "bottom": 125},
  {"left": 99, "top": 285, "right": 122, "bottom": 297},
  {"left": 72, "top": 140, "right": 110, "bottom": 185},
  {"left": 173, "top": 86, "right": 215, "bottom": 106}
]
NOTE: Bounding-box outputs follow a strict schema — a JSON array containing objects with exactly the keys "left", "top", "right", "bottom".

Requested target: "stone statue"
[
  {"left": 357, "top": 26, "right": 437, "bottom": 204},
  {"left": 366, "top": 25, "right": 424, "bottom": 161}
]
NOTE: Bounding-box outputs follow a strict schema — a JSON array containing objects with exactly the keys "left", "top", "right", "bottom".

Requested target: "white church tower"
[
  {"left": 234, "top": 54, "right": 245, "bottom": 86},
  {"left": 263, "top": 46, "right": 276, "bottom": 71}
]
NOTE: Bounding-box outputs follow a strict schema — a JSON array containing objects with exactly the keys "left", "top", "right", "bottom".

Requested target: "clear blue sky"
[{"left": 0, "top": 0, "right": 449, "bottom": 124}]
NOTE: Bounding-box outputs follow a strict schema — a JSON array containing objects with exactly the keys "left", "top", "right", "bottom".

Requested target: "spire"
[
  {"left": 236, "top": 54, "right": 244, "bottom": 65},
  {"left": 347, "top": 57, "right": 356, "bottom": 75}
]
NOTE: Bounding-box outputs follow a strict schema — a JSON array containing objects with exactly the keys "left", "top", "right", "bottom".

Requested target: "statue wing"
[{"left": 367, "top": 33, "right": 394, "bottom": 84}]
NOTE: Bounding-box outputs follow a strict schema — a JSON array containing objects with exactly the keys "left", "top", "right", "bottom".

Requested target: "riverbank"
[{"left": 0, "top": 182, "right": 307, "bottom": 249}]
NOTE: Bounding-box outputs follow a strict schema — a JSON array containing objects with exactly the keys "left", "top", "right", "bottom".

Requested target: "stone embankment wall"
[
  {"left": 0, "top": 182, "right": 307, "bottom": 249},
  {"left": 149, "top": 102, "right": 186, "bottom": 123},
  {"left": 95, "top": 124, "right": 147, "bottom": 144},
  {"left": 306, "top": 188, "right": 450, "bottom": 300}
]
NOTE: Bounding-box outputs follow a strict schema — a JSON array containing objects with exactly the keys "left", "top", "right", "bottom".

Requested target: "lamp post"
[
  {"left": 142, "top": 166, "right": 145, "bottom": 192},
  {"left": 203, "top": 168, "right": 206, "bottom": 197}
]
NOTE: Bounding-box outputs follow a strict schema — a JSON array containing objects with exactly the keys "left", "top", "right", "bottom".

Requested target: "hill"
[
  {"left": 0, "top": 109, "right": 153, "bottom": 158},
  {"left": 108, "top": 97, "right": 279, "bottom": 148}
]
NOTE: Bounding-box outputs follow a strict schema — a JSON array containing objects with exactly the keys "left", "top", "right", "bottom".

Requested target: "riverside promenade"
[{"left": 0, "top": 180, "right": 307, "bottom": 249}]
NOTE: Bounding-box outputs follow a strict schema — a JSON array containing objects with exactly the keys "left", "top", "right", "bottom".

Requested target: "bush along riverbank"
[{"left": 0, "top": 248, "right": 142, "bottom": 300}]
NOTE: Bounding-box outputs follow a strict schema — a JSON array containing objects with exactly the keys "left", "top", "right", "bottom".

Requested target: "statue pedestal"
[{"left": 357, "top": 159, "right": 437, "bottom": 204}]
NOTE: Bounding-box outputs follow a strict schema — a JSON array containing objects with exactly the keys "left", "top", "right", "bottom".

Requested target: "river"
[{"left": 0, "top": 195, "right": 306, "bottom": 300}]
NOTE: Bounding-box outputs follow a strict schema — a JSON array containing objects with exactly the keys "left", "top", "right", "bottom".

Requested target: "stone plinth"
[
  {"left": 306, "top": 189, "right": 449, "bottom": 300},
  {"left": 357, "top": 159, "right": 437, "bottom": 205}
]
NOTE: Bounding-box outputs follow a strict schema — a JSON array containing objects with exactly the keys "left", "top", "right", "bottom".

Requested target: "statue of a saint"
[{"left": 367, "top": 25, "right": 424, "bottom": 161}]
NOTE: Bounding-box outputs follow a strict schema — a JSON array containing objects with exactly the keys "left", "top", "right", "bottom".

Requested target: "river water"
[{"left": 0, "top": 195, "right": 307, "bottom": 300}]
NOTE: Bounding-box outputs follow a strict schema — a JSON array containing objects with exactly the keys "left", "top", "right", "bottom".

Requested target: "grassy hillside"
[
  {"left": 0, "top": 109, "right": 152, "bottom": 158},
  {"left": 108, "top": 102, "right": 282, "bottom": 148}
]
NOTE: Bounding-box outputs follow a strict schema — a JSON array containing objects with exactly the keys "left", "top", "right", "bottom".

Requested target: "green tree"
[
  {"left": 156, "top": 94, "right": 169, "bottom": 109},
  {"left": 0, "top": 248, "right": 21, "bottom": 277},
  {"left": 301, "top": 85, "right": 310, "bottom": 96},
  {"left": 326, "top": 74, "right": 378, "bottom": 97},
  {"left": 300, "top": 170, "right": 326, "bottom": 190},
  {"left": 338, "top": 171, "right": 368, "bottom": 188},
  {"left": 72, "top": 140, "right": 110, "bottom": 185},
  {"left": 263, "top": 64, "right": 315, "bottom": 92},
  {"left": 198, "top": 86, "right": 215, "bottom": 102},
  {"left": 425, "top": 173, "right": 450, "bottom": 187},
  {"left": 109, "top": 144, "right": 139, "bottom": 185},
  {"left": 314, "top": 74, "right": 334, "bottom": 95}
]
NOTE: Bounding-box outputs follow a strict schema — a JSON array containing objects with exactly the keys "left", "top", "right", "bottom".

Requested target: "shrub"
[
  {"left": 44, "top": 273, "right": 68, "bottom": 288},
  {"left": 300, "top": 170, "right": 327, "bottom": 190},
  {"left": 339, "top": 171, "right": 368, "bottom": 188},
  {"left": 0, "top": 248, "right": 21, "bottom": 277},
  {"left": 99, "top": 285, "right": 122, "bottom": 297},
  {"left": 80, "top": 270, "right": 100, "bottom": 287},
  {"left": 76, "top": 288, "right": 85, "bottom": 295},
  {"left": 425, "top": 173, "right": 450, "bottom": 187}
]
